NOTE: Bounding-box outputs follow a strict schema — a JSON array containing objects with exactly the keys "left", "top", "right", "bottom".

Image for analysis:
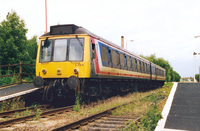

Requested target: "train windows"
[
  {"left": 144, "top": 63, "right": 147, "bottom": 73},
  {"left": 53, "top": 39, "right": 67, "bottom": 61},
  {"left": 40, "top": 40, "right": 53, "bottom": 62},
  {"left": 146, "top": 64, "right": 149, "bottom": 73},
  {"left": 124, "top": 55, "right": 127, "bottom": 69},
  {"left": 120, "top": 53, "right": 125, "bottom": 67},
  {"left": 141, "top": 62, "right": 144, "bottom": 73},
  {"left": 69, "top": 38, "right": 84, "bottom": 61},
  {"left": 108, "top": 49, "right": 112, "bottom": 65},
  {"left": 112, "top": 50, "right": 117, "bottom": 68},
  {"left": 137, "top": 60, "right": 140, "bottom": 72},
  {"left": 127, "top": 56, "right": 130, "bottom": 68},
  {"left": 132, "top": 58, "right": 136, "bottom": 71},
  {"left": 117, "top": 52, "right": 120, "bottom": 66},
  {"left": 101, "top": 45, "right": 108, "bottom": 66}
]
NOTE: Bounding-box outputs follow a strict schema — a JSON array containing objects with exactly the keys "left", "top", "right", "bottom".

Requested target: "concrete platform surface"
[
  {"left": 0, "top": 84, "right": 39, "bottom": 101},
  {"left": 156, "top": 82, "right": 200, "bottom": 131}
]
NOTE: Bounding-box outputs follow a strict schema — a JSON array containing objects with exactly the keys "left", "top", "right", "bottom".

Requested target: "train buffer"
[
  {"left": 155, "top": 82, "right": 200, "bottom": 131},
  {"left": 0, "top": 84, "right": 39, "bottom": 102}
]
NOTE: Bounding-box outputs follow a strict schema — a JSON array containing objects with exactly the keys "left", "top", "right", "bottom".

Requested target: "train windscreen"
[{"left": 39, "top": 38, "right": 84, "bottom": 62}]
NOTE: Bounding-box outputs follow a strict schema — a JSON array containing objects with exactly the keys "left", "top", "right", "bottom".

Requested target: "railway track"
[
  {"left": 0, "top": 105, "right": 73, "bottom": 128},
  {"left": 80, "top": 116, "right": 140, "bottom": 131},
  {"left": 53, "top": 102, "right": 137, "bottom": 131},
  {"left": 0, "top": 104, "right": 50, "bottom": 118},
  {"left": 53, "top": 94, "right": 167, "bottom": 131}
]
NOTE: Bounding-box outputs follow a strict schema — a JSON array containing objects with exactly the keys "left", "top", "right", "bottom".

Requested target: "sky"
[{"left": 1, "top": 0, "right": 200, "bottom": 77}]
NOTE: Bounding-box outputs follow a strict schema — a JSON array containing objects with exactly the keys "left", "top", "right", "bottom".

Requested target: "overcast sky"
[{"left": 1, "top": 0, "right": 200, "bottom": 77}]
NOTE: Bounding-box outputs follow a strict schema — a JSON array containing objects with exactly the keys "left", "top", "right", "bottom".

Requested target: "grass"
[
  {"left": 67, "top": 83, "right": 173, "bottom": 123},
  {"left": 121, "top": 83, "right": 173, "bottom": 131},
  {"left": 0, "top": 97, "right": 25, "bottom": 112},
  {"left": 67, "top": 82, "right": 173, "bottom": 131}
]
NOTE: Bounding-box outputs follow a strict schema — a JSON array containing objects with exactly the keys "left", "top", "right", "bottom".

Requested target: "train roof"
[
  {"left": 42, "top": 24, "right": 118, "bottom": 47},
  {"left": 41, "top": 24, "right": 165, "bottom": 71}
]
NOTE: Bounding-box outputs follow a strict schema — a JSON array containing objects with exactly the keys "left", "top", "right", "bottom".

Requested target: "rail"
[{"left": 0, "top": 62, "right": 35, "bottom": 88}]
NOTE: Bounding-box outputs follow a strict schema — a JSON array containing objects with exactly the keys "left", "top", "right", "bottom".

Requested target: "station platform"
[
  {"left": 155, "top": 82, "right": 200, "bottom": 131},
  {"left": 0, "top": 84, "right": 40, "bottom": 101}
]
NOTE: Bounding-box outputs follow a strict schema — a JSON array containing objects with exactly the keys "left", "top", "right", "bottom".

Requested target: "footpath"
[{"left": 155, "top": 82, "right": 200, "bottom": 131}]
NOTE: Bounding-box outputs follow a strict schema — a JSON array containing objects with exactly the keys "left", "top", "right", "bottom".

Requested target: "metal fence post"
[{"left": 19, "top": 62, "right": 22, "bottom": 84}]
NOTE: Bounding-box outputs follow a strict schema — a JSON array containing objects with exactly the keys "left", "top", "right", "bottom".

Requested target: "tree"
[
  {"left": 195, "top": 74, "right": 199, "bottom": 82},
  {"left": 0, "top": 11, "right": 37, "bottom": 75},
  {"left": 0, "top": 11, "right": 28, "bottom": 65}
]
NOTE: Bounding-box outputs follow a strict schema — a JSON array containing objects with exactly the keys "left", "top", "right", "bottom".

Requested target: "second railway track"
[{"left": 0, "top": 105, "right": 73, "bottom": 128}]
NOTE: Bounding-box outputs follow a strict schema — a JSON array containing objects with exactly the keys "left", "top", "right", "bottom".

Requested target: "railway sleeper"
[{"left": 80, "top": 116, "right": 135, "bottom": 131}]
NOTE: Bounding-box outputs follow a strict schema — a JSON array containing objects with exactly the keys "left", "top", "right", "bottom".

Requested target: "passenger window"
[
  {"left": 120, "top": 53, "right": 125, "bottom": 67},
  {"left": 117, "top": 52, "right": 120, "bottom": 66},
  {"left": 141, "top": 62, "right": 144, "bottom": 72},
  {"left": 124, "top": 55, "right": 127, "bottom": 67},
  {"left": 127, "top": 56, "right": 131, "bottom": 68},
  {"left": 108, "top": 49, "right": 111, "bottom": 64},
  {"left": 112, "top": 50, "right": 117, "bottom": 67},
  {"left": 101, "top": 45, "right": 108, "bottom": 62},
  {"left": 137, "top": 60, "right": 140, "bottom": 72}
]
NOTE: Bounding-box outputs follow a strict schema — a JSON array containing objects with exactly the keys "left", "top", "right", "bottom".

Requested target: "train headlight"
[
  {"left": 42, "top": 69, "right": 47, "bottom": 75},
  {"left": 67, "top": 76, "right": 80, "bottom": 89},
  {"left": 33, "top": 76, "right": 44, "bottom": 87},
  {"left": 57, "top": 68, "right": 62, "bottom": 75},
  {"left": 74, "top": 68, "right": 79, "bottom": 74}
]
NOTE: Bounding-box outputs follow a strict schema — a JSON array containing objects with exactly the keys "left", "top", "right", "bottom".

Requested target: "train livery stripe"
[{"left": 92, "top": 38, "right": 165, "bottom": 80}]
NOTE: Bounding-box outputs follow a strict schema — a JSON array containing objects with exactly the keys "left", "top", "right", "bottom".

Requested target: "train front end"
[{"left": 33, "top": 25, "right": 91, "bottom": 102}]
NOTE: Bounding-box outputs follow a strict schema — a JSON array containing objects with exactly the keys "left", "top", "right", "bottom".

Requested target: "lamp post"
[
  {"left": 126, "top": 40, "right": 134, "bottom": 50},
  {"left": 193, "top": 52, "right": 200, "bottom": 82},
  {"left": 45, "top": 0, "right": 48, "bottom": 33},
  {"left": 194, "top": 35, "right": 200, "bottom": 82}
]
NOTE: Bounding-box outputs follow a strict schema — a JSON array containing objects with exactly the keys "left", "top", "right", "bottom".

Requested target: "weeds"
[
  {"left": 34, "top": 109, "right": 42, "bottom": 120},
  {"left": 123, "top": 85, "right": 172, "bottom": 131},
  {"left": 73, "top": 94, "right": 81, "bottom": 112},
  {"left": 0, "top": 97, "right": 24, "bottom": 112}
]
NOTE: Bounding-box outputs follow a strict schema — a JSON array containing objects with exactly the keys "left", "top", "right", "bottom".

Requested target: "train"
[{"left": 33, "top": 24, "right": 165, "bottom": 102}]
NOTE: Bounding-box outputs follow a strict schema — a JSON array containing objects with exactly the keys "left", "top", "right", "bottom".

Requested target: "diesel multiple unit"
[{"left": 34, "top": 24, "right": 165, "bottom": 102}]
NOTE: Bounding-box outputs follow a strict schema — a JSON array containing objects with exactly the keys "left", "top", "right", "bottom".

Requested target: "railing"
[{"left": 0, "top": 62, "right": 35, "bottom": 88}]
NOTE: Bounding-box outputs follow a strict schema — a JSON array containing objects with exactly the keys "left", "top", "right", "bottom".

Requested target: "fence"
[{"left": 0, "top": 62, "right": 35, "bottom": 87}]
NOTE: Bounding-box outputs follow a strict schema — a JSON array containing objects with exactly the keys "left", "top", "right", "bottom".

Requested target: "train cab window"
[
  {"left": 40, "top": 39, "right": 53, "bottom": 62},
  {"left": 112, "top": 50, "right": 117, "bottom": 68},
  {"left": 53, "top": 39, "right": 67, "bottom": 61},
  {"left": 69, "top": 38, "right": 84, "bottom": 61}
]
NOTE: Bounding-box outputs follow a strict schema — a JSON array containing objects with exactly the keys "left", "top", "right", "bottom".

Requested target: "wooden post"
[{"left": 19, "top": 62, "right": 22, "bottom": 84}]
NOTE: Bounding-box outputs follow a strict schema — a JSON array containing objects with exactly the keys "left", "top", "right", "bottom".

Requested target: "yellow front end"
[{"left": 35, "top": 35, "right": 91, "bottom": 79}]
